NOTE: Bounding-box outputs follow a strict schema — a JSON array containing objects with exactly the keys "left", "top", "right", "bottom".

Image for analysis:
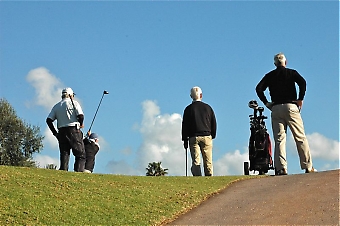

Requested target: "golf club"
[
  {"left": 69, "top": 93, "right": 79, "bottom": 119},
  {"left": 88, "top": 90, "right": 109, "bottom": 133},
  {"left": 185, "top": 147, "right": 188, "bottom": 177}
]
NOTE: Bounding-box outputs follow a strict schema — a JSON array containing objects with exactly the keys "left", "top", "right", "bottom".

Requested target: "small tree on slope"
[
  {"left": 0, "top": 98, "right": 44, "bottom": 167},
  {"left": 146, "top": 161, "right": 168, "bottom": 176}
]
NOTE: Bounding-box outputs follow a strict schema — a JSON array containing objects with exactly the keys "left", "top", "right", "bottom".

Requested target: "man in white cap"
[
  {"left": 182, "top": 86, "right": 217, "bottom": 176},
  {"left": 256, "top": 53, "right": 316, "bottom": 176},
  {"left": 46, "top": 87, "right": 86, "bottom": 172}
]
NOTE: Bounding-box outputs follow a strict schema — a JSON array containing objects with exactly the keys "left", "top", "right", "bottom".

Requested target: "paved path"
[{"left": 168, "top": 169, "right": 339, "bottom": 225}]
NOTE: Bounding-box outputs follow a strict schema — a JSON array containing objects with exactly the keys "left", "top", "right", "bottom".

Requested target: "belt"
[
  {"left": 273, "top": 101, "right": 295, "bottom": 106},
  {"left": 58, "top": 125, "right": 78, "bottom": 130}
]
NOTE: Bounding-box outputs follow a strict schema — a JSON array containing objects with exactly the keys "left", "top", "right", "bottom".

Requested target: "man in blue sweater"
[{"left": 182, "top": 86, "right": 217, "bottom": 176}]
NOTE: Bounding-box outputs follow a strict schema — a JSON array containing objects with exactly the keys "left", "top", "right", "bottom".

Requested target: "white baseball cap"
[{"left": 61, "top": 87, "right": 75, "bottom": 96}]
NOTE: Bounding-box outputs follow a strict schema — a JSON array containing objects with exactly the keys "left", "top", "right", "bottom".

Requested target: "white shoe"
[
  {"left": 305, "top": 167, "right": 317, "bottom": 173},
  {"left": 83, "top": 169, "right": 92, "bottom": 173}
]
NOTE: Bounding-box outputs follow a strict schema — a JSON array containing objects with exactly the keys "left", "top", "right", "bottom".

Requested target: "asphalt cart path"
[{"left": 167, "top": 169, "right": 339, "bottom": 225}]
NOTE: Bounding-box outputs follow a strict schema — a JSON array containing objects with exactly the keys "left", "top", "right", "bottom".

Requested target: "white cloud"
[
  {"left": 34, "top": 154, "right": 59, "bottom": 169},
  {"left": 43, "top": 127, "right": 59, "bottom": 150},
  {"left": 214, "top": 150, "right": 249, "bottom": 176},
  {"left": 26, "top": 67, "right": 64, "bottom": 110},
  {"left": 307, "top": 133, "right": 339, "bottom": 161},
  {"left": 135, "top": 100, "right": 184, "bottom": 176},
  {"left": 286, "top": 132, "right": 339, "bottom": 161},
  {"left": 105, "top": 100, "right": 184, "bottom": 176}
]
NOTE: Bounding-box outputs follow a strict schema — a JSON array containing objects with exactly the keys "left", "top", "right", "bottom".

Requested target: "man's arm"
[
  {"left": 46, "top": 118, "right": 58, "bottom": 137},
  {"left": 73, "top": 101, "right": 84, "bottom": 128},
  {"left": 294, "top": 70, "right": 307, "bottom": 101},
  {"left": 77, "top": 114, "right": 84, "bottom": 128},
  {"left": 255, "top": 75, "right": 270, "bottom": 104},
  {"left": 210, "top": 108, "right": 217, "bottom": 139},
  {"left": 182, "top": 108, "right": 189, "bottom": 149}
]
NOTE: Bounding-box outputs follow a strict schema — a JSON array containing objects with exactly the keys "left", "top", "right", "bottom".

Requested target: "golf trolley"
[{"left": 244, "top": 100, "right": 274, "bottom": 175}]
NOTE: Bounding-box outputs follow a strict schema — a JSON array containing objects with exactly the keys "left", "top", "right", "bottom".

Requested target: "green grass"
[{"left": 0, "top": 166, "right": 259, "bottom": 225}]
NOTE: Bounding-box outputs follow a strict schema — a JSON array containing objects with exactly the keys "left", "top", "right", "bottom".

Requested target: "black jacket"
[
  {"left": 256, "top": 66, "right": 306, "bottom": 104},
  {"left": 182, "top": 101, "right": 217, "bottom": 141},
  {"left": 84, "top": 138, "right": 100, "bottom": 172}
]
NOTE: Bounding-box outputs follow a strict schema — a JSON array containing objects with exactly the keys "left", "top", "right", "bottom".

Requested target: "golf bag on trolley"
[{"left": 244, "top": 100, "right": 274, "bottom": 175}]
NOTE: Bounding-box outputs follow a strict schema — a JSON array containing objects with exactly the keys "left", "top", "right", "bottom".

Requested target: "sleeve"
[
  {"left": 293, "top": 70, "right": 307, "bottom": 100},
  {"left": 74, "top": 101, "right": 84, "bottom": 115},
  {"left": 210, "top": 108, "right": 217, "bottom": 139},
  {"left": 181, "top": 107, "right": 189, "bottom": 141},
  {"left": 74, "top": 101, "right": 84, "bottom": 126},
  {"left": 47, "top": 106, "right": 56, "bottom": 121},
  {"left": 256, "top": 75, "right": 269, "bottom": 104},
  {"left": 46, "top": 118, "right": 58, "bottom": 136}
]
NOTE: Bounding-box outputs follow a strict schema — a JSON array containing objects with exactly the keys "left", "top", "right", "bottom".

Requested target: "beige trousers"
[
  {"left": 271, "top": 103, "right": 313, "bottom": 171},
  {"left": 189, "top": 135, "right": 213, "bottom": 176}
]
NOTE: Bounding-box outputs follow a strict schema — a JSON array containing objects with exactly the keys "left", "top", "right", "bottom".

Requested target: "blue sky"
[{"left": 0, "top": 1, "right": 338, "bottom": 176}]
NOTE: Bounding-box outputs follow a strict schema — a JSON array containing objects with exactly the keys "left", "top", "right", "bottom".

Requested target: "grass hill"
[{"left": 0, "top": 166, "right": 254, "bottom": 225}]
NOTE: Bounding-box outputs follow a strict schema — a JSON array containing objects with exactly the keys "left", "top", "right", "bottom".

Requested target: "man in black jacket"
[
  {"left": 182, "top": 86, "right": 217, "bottom": 176},
  {"left": 256, "top": 53, "right": 316, "bottom": 176},
  {"left": 83, "top": 132, "right": 100, "bottom": 173}
]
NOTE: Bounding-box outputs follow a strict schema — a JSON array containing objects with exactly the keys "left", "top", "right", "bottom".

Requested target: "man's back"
[
  {"left": 256, "top": 66, "right": 306, "bottom": 104},
  {"left": 182, "top": 101, "right": 216, "bottom": 140},
  {"left": 48, "top": 99, "right": 81, "bottom": 128}
]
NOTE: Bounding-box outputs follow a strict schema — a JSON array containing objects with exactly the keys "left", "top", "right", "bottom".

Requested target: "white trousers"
[
  {"left": 271, "top": 103, "right": 313, "bottom": 171},
  {"left": 189, "top": 135, "right": 213, "bottom": 176}
]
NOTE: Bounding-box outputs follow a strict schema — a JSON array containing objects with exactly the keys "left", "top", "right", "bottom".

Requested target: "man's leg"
[
  {"left": 200, "top": 136, "right": 213, "bottom": 176},
  {"left": 84, "top": 146, "right": 97, "bottom": 172},
  {"left": 271, "top": 105, "right": 288, "bottom": 172},
  {"left": 189, "top": 137, "right": 202, "bottom": 176},
  {"left": 58, "top": 142, "right": 71, "bottom": 171},
  {"left": 286, "top": 104, "right": 313, "bottom": 170},
  {"left": 69, "top": 128, "right": 86, "bottom": 172},
  {"left": 58, "top": 129, "right": 71, "bottom": 171}
]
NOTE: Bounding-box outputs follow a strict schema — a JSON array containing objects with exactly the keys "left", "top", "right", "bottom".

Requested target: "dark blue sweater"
[
  {"left": 182, "top": 101, "right": 217, "bottom": 141},
  {"left": 256, "top": 66, "right": 306, "bottom": 104}
]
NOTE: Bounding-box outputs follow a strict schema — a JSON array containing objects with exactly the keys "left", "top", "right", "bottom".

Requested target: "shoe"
[
  {"left": 83, "top": 169, "right": 92, "bottom": 173},
  {"left": 305, "top": 167, "right": 317, "bottom": 173},
  {"left": 275, "top": 168, "right": 288, "bottom": 176}
]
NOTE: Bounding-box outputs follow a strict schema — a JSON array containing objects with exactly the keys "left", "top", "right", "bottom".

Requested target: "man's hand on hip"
[
  {"left": 294, "top": 100, "right": 303, "bottom": 111},
  {"left": 265, "top": 102, "right": 274, "bottom": 110}
]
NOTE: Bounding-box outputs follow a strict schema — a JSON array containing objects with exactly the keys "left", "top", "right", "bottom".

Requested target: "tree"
[
  {"left": 146, "top": 161, "right": 168, "bottom": 176},
  {"left": 0, "top": 98, "right": 44, "bottom": 167}
]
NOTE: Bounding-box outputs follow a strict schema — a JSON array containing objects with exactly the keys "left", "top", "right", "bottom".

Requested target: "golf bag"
[{"left": 244, "top": 100, "right": 274, "bottom": 175}]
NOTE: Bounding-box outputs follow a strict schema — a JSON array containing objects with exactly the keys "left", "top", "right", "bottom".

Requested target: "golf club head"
[
  {"left": 103, "top": 90, "right": 109, "bottom": 95},
  {"left": 248, "top": 100, "right": 258, "bottom": 109}
]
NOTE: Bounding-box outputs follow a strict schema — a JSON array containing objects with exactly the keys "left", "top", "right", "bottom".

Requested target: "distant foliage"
[
  {"left": 0, "top": 98, "right": 44, "bottom": 167},
  {"left": 45, "top": 164, "right": 57, "bottom": 170},
  {"left": 146, "top": 162, "right": 168, "bottom": 176}
]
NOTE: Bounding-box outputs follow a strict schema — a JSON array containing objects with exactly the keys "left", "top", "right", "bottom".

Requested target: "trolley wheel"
[{"left": 244, "top": 162, "right": 249, "bottom": 175}]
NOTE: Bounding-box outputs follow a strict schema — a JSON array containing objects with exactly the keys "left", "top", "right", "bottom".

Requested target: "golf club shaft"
[
  {"left": 69, "top": 94, "right": 78, "bottom": 115},
  {"left": 186, "top": 147, "right": 188, "bottom": 177},
  {"left": 88, "top": 93, "right": 105, "bottom": 133}
]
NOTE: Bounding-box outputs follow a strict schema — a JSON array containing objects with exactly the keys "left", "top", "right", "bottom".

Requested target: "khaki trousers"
[
  {"left": 271, "top": 103, "right": 313, "bottom": 171},
  {"left": 189, "top": 135, "right": 213, "bottom": 176}
]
